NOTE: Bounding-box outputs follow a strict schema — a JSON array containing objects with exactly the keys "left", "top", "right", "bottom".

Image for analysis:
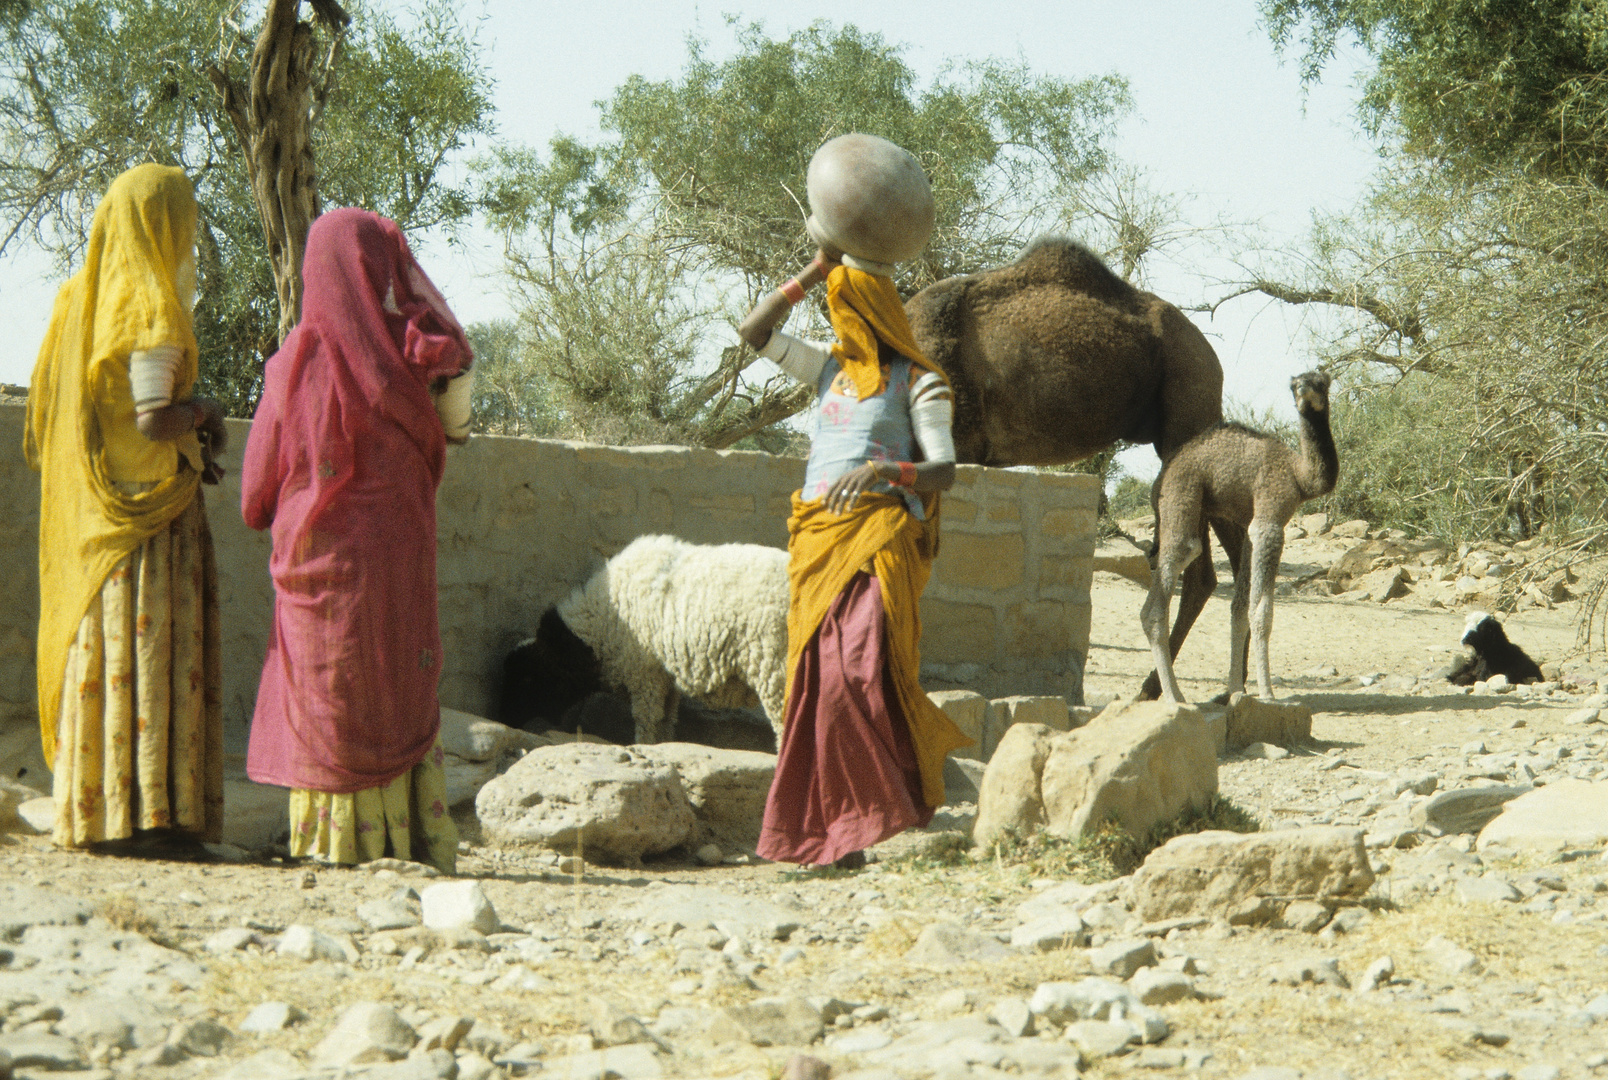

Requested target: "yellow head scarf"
[
  {"left": 23, "top": 164, "right": 203, "bottom": 767},
  {"left": 824, "top": 264, "right": 949, "bottom": 400}
]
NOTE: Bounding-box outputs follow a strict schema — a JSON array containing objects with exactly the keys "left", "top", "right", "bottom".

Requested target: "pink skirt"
[{"left": 758, "top": 572, "right": 932, "bottom": 866}]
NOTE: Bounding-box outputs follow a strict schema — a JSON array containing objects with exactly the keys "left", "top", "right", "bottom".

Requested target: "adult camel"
[{"left": 905, "top": 236, "right": 1242, "bottom": 701}]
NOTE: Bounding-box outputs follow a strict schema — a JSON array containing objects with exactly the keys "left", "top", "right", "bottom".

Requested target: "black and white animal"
[
  {"left": 1446, "top": 610, "right": 1543, "bottom": 686},
  {"left": 500, "top": 535, "right": 790, "bottom": 745}
]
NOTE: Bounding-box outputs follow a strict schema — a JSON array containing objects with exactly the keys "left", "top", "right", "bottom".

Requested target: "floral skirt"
[
  {"left": 53, "top": 488, "right": 224, "bottom": 848},
  {"left": 288, "top": 736, "right": 458, "bottom": 875}
]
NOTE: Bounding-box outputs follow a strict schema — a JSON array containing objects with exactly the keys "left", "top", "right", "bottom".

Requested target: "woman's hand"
[
  {"left": 825, "top": 462, "right": 884, "bottom": 515},
  {"left": 191, "top": 396, "right": 227, "bottom": 454}
]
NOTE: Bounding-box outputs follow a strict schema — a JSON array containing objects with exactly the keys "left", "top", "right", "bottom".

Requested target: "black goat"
[{"left": 1446, "top": 611, "right": 1543, "bottom": 686}]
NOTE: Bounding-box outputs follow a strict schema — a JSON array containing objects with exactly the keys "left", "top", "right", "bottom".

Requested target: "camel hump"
[{"left": 1007, "top": 236, "right": 1137, "bottom": 305}]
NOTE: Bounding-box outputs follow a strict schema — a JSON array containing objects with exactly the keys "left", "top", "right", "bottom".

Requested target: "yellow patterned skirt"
[
  {"left": 288, "top": 736, "right": 458, "bottom": 875},
  {"left": 53, "top": 487, "right": 224, "bottom": 848}
]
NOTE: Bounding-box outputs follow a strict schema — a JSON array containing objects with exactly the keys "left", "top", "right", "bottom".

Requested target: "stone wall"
[{"left": 0, "top": 401, "right": 1097, "bottom": 780}]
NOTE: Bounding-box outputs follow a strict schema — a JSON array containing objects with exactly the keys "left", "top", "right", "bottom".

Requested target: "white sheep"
[{"left": 501, "top": 534, "right": 789, "bottom": 745}]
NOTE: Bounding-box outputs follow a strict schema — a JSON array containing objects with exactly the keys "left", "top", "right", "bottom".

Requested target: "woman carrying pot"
[{"left": 737, "top": 134, "right": 970, "bottom": 869}]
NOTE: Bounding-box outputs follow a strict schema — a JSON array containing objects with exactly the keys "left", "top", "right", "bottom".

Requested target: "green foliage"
[
  {"left": 0, "top": 0, "right": 494, "bottom": 415},
  {"left": 1262, "top": 0, "right": 1608, "bottom": 181},
  {"left": 465, "top": 319, "right": 561, "bottom": 437},
  {"left": 481, "top": 20, "right": 1133, "bottom": 448},
  {"left": 1106, "top": 473, "right": 1153, "bottom": 523}
]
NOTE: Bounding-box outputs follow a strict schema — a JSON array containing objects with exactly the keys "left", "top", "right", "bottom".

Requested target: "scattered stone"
[
  {"left": 712, "top": 996, "right": 823, "bottom": 1047},
  {"left": 781, "top": 1053, "right": 832, "bottom": 1080},
  {"left": 311, "top": 1002, "right": 417, "bottom": 1068},
  {"left": 694, "top": 843, "right": 724, "bottom": 866},
  {"left": 1130, "top": 827, "right": 1374, "bottom": 925},
  {"left": 239, "top": 1003, "right": 304, "bottom": 1034},
  {"left": 0, "top": 884, "right": 91, "bottom": 939},
  {"left": 413, "top": 1015, "right": 473, "bottom": 1053},
  {"left": 541, "top": 1042, "right": 663, "bottom": 1079},
  {"left": 276, "top": 924, "right": 356, "bottom": 963},
  {"left": 1423, "top": 935, "right": 1483, "bottom": 976},
  {"left": 1565, "top": 707, "right": 1602, "bottom": 726},
  {"left": 204, "top": 927, "right": 260, "bottom": 954},
  {"left": 358, "top": 896, "right": 421, "bottom": 931},
  {"left": 1063, "top": 1019, "right": 1136, "bottom": 1057},
  {"left": 1241, "top": 741, "right": 1290, "bottom": 760},
  {"left": 168, "top": 1018, "right": 232, "bottom": 1057},
  {"left": 1129, "top": 967, "right": 1195, "bottom": 1005},
  {"left": 1010, "top": 911, "right": 1087, "bottom": 951},
  {"left": 904, "top": 922, "right": 1011, "bottom": 966},
  {"left": 0, "top": 1032, "right": 84, "bottom": 1071},
  {"left": 1357, "top": 955, "right": 1394, "bottom": 992},
  {"left": 1455, "top": 876, "right": 1521, "bottom": 904},
  {"left": 1090, "top": 938, "right": 1156, "bottom": 978},
  {"left": 1478, "top": 780, "right": 1608, "bottom": 851},
  {"left": 1268, "top": 956, "right": 1349, "bottom": 988},
  {"left": 420, "top": 881, "right": 499, "bottom": 935},
  {"left": 989, "top": 998, "right": 1034, "bottom": 1037},
  {"left": 1276, "top": 900, "right": 1333, "bottom": 932},
  {"left": 13, "top": 797, "right": 53, "bottom": 835},
  {"left": 475, "top": 743, "right": 696, "bottom": 862}
]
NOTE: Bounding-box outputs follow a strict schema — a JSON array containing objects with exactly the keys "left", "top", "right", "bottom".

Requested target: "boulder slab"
[
  {"left": 1478, "top": 779, "right": 1608, "bottom": 851},
  {"left": 475, "top": 743, "right": 695, "bottom": 863},
  {"left": 1128, "top": 827, "right": 1373, "bottom": 925},
  {"left": 635, "top": 743, "right": 775, "bottom": 848}
]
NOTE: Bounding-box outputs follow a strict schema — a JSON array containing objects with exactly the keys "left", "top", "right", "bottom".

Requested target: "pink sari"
[{"left": 241, "top": 209, "right": 471, "bottom": 793}]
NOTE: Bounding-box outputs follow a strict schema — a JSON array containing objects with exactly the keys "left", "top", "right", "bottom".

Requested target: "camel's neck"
[{"left": 1295, "top": 404, "right": 1339, "bottom": 499}]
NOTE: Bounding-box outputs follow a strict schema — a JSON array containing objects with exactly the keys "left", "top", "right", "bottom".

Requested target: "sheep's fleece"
[{"left": 558, "top": 534, "right": 790, "bottom": 744}]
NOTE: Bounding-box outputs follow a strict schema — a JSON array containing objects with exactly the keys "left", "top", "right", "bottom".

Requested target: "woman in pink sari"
[{"left": 241, "top": 208, "right": 474, "bottom": 874}]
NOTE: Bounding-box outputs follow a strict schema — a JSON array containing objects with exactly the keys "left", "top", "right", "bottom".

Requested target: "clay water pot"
[{"left": 805, "top": 133, "right": 934, "bottom": 270}]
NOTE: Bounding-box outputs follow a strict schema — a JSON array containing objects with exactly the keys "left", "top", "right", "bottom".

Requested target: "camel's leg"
[
  {"left": 1226, "top": 536, "right": 1253, "bottom": 698},
  {"left": 1139, "top": 517, "right": 1215, "bottom": 700},
  {"left": 1247, "top": 520, "right": 1285, "bottom": 698},
  {"left": 1140, "top": 531, "right": 1201, "bottom": 704},
  {"left": 1212, "top": 519, "right": 1251, "bottom": 692}
]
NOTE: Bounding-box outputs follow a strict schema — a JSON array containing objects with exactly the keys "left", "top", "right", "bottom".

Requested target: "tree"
[
  {"left": 0, "top": 0, "right": 493, "bottom": 414},
  {"left": 481, "top": 21, "right": 1131, "bottom": 449},
  {"left": 1261, "top": 0, "right": 1608, "bottom": 182}
]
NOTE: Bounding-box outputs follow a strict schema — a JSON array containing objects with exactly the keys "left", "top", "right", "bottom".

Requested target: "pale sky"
[{"left": 0, "top": 0, "right": 1379, "bottom": 474}]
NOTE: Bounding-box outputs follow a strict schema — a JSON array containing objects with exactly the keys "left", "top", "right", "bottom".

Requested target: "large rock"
[
  {"left": 1353, "top": 566, "right": 1410, "bottom": 603},
  {"left": 420, "top": 881, "right": 499, "bottom": 934},
  {"left": 903, "top": 922, "right": 1011, "bottom": 966},
  {"left": 1128, "top": 827, "right": 1373, "bottom": 925},
  {"left": 1478, "top": 780, "right": 1608, "bottom": 851},
  {"left": 972, "top": 723, "right": 1057, "bottom": 847},
  {"left": 442, "top": 757, "right": 497, "bottom": 809},
  {"left": 974, "top": 701, "right": 1217, "bottom": 848},
  {"left": 711, "top": 997, "right": 823, "bottom": 1047},
  {"left": 311, "top": 1003, "right": 416, "bottom": 1069},
  {"left": 634, "top": 743, "right": 775, "bottom": 849},
  {"left": 474, "top": 743, "right": 695, "bottom": 864},
  {"left": 1223, "top": 694, "right": 1312, "bottom": 752},
  {"left": 1411, "top": 784, "right": 1531, "bottom": 835}
]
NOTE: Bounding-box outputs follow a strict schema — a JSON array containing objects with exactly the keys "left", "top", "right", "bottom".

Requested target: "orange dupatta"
[{"left": 785, "top": 491, "right": 971, "bottom": 809}]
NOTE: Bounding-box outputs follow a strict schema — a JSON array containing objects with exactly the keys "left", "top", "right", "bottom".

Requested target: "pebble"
[
  {"left": 311, "top": 1002, "right": 417, "bottom": 1068},
  {"left": 238, "top": 1002, "right": 304, "bottom": 1034},
  {"left": 420, "top": 881, "right": 500, "bottom": 935}
]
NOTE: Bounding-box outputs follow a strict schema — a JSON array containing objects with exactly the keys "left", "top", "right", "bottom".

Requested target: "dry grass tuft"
[{"left": 94, "top": 893, "right": 160, "bottom": 937}]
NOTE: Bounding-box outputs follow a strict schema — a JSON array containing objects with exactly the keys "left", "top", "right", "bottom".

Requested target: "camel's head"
[{"left": 1291, "top": 369, "right": 1331, "bottom": 413}]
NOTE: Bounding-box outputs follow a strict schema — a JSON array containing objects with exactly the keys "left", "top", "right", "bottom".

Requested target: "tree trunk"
[{"left": 209, "top": 0, "right": 348, "bottom": 346}]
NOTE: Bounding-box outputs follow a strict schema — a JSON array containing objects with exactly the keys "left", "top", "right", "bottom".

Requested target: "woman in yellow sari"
[
  {"left": 25, "top": 164, "right": 228, "bottom": 857},
  {"left": 738, "top": 242, "right": 969, "bottom": 868}
]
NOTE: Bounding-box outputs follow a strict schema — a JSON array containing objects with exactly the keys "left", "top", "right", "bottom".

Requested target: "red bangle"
[{"left": 779, "top": 278, "right": 806, "bottom": 304}]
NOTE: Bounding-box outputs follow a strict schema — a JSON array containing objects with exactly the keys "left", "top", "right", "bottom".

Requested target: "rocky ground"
[{"left": 3, "top": 522, "right": 1608, "bottom": 1080}]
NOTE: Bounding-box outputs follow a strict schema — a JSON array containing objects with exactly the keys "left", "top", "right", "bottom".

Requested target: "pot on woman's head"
[{"left": 806, "top": 133, "right": 934, "bottom": 272}]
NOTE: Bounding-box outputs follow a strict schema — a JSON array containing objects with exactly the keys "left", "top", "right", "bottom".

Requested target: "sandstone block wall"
[{"left": 0, "top": 401, "right": 1097, "bottom": 773}]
